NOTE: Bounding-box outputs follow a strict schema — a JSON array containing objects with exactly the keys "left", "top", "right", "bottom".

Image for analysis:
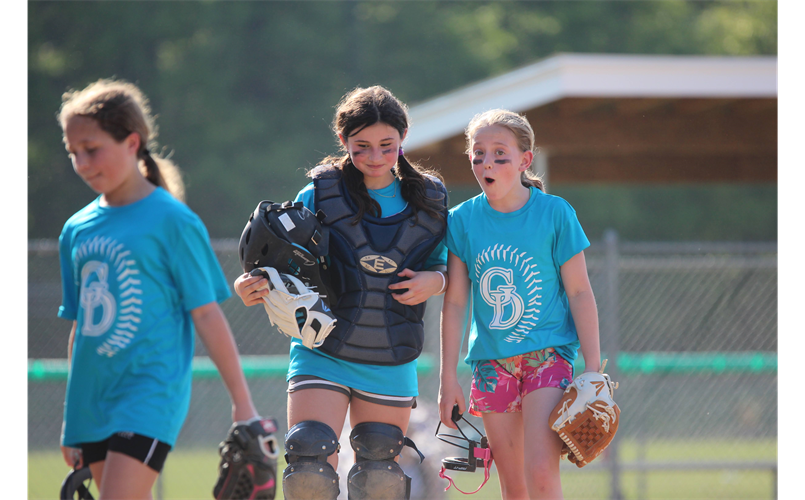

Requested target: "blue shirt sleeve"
[
  {"left": 57, "top": 223, "right": 78, "bottom": 320},
  {"left": 168, "top": 215, "right": 231, "bottom": 311},
  {"left": 553, "top": 200, "right": 590, "bottom": 267},
  {"left": 294, "top": 182, "right": 316, "bottom": 211},
  {"left": 444, "top": 206, "right": 468, "bottom": 263},
  {"left": 423, "top": 239, "right": 447, "bottom": 269}
]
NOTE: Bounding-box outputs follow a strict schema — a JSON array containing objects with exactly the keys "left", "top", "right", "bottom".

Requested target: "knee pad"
[
  {"left": 347, "top": 422, "right": 412, "bottom": 500},
  {"left": 282, "top": 421, "right": 340, "bottom": 500}
]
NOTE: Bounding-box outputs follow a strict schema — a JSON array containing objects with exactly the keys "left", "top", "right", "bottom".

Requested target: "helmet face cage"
[
  {"left": 435, "top": 405, "right": 490, "bottom": 472},
  {"left": 435, "top": 405, "right": 494, "bottom": 495}
]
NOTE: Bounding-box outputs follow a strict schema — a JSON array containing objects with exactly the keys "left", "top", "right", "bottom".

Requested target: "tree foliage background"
[{"left": 28, "top": 0, "right": 777, "bottom": 239}]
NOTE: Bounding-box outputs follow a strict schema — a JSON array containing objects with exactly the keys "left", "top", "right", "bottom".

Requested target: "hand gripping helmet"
[{"left": 239, "top": 200, "right": 335, "bottom": 305}]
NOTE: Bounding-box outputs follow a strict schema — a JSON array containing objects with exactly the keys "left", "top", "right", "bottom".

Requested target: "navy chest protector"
[{"left": 313, "top": 170, "right": 447, "bottom": 365}]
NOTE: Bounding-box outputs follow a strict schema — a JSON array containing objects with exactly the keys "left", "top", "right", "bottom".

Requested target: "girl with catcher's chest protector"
[
  {"left": 234, "top": 86, "right": 449, "bottom": 499},
  {"left": 438, "top": 109, "right": 602, "bottom": 500},
  {"left": 56, "top": 79, "right": 260, "bottom": 498}
]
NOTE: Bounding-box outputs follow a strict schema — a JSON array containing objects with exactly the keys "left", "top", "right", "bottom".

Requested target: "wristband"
[{"left": 436, "top": 271, "right": 447, "bottom": 294}]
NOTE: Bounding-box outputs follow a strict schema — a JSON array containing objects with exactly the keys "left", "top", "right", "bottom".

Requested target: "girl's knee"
[
  {"left": 524, "top": 454, "right": 560, "bottom": 480},
  {"left": 497, "top": 477, "right": 529, "bottom": 500}
]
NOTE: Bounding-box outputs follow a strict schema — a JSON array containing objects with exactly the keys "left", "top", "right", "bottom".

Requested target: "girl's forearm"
[
  {"left": 568, "top": 289, "right": 601, "bottom": 373},
  {"left": 193, "top": 304, "right": 256, "bottom": 416},
  {"left": 67, "top": 321, "right": 77, "bottom": 363},
  {"left": 440, "top": 301, "right": 465, "bottom": 380}
]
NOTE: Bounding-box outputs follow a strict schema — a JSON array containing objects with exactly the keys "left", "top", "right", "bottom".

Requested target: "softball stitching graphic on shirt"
[
  {"left": 475, "top": 243, "right": 542, "bottom": 343},
  {"left": 74, "top": 236, "right": 143, "bottom": 357}
]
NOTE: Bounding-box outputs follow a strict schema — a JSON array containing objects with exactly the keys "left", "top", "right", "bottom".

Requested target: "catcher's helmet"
[
  {"left": 60, "top": 467, "right": 94, "bottom": 500},
  {"left": 434, "top": 404, "right": 493, "bottom": 494},
  {"left": 239, "top": 200, "right": 334, "bottom": 304}
]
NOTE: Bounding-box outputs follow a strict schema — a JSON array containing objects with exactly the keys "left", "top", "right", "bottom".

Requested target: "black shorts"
[
  {"left": 80, "top": 432, "right": 172, "bottom": 473},
  {"left": 288, "top": 375, "right": 417, "bottom": 408}
]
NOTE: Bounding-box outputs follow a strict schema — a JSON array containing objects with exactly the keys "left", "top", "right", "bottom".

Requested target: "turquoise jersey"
[
  {"left": 286, "top": 180, "right": 447, "bottom": 397},
  {"left": 58, "top": 188, "right": 230, "bottom": 446},
  {"left": 445, "top": 187, "right": 589, "bottom": 367}
]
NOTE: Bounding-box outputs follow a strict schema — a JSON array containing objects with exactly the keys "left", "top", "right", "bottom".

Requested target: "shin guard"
[
  {"left": 347, "top": 422, "right": 414, "bottom": 500},
  {"left": 282, "top": 421, "right": 340, "bottom": 500}
]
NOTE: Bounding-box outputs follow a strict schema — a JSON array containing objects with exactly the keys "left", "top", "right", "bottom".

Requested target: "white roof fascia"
[{"left": 405, "top": 53, "right": 778, "bottom": 151}]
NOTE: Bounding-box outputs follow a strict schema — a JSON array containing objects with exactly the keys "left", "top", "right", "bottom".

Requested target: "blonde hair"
[
  {"left": 58, "top": 79, "right": 185, "bottom": 201},
  {"left": 465, "top": 109, "right": 544, "bottom": 192}
]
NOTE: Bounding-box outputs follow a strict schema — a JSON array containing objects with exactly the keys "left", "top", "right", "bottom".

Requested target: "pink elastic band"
[{"left": 438, "top": 448, "right": 493, "bottom": 495}]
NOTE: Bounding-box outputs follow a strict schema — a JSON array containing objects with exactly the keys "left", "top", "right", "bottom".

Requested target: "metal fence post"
[
  {"left": 156, "top": 472, "right": 164, "bottom": 500},
  {"left": 603, "top": 229, "right": 623, "bottom": 500}
]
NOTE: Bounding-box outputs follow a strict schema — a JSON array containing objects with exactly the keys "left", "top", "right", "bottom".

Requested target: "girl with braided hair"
[
  {"left": 234, "top": 85, "right": 449, "bottom": 499},
  {"left": 56, "top": 79, "right": 260, "bottom": 499}
]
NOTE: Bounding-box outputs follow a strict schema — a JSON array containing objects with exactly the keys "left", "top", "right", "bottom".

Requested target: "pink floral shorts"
[{"left": 469, "top": 348, "right": 573, "bottom": 416}]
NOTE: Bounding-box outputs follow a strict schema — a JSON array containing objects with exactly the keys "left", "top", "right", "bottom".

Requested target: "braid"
[{"left": 140, "top": 148, "right": 164, "bottom": 188}]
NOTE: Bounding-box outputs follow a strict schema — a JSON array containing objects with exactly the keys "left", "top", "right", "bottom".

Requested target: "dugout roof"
[{"left": 404, "top": 53, "right": 777, "bottom": 187}]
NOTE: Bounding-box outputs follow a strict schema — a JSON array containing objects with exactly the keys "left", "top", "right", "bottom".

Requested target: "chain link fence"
[{"left": 28, "top": 235, "right": 777, "bottom": 499}]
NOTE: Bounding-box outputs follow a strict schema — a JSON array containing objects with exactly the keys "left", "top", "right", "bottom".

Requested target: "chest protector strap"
[{"left": 313, "top": 170, "right": 447, "bottom": 365}]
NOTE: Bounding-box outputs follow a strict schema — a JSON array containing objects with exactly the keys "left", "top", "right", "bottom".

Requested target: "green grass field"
[{"left": 29, "top": 439, "right": 776, "bottom": 500}]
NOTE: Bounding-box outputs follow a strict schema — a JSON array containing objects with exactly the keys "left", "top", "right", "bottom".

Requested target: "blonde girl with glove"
[{"left": 438, "top": 109, "right": 602, "bottom": 500}]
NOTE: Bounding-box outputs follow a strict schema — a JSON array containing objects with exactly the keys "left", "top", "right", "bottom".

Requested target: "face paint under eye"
[
  {"left": 351, "top": 149, "right": 367, "bottom": 156},
  {"left": 472, "top": 158, "right": 483, "bottom": 165},
  {"left": 382, "top": 148, "right": 394, "bottom": 155},
  {"left": 494, "top": 159, "right": 511, "bottom": 164}
]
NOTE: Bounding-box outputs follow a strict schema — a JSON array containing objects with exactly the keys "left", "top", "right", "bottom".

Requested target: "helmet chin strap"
[
  {"left": 434, "top": 405, "right": 494, "bottom": 495},
  {"left": 437, "top": 448, "right": 492, "bottom": 495}
]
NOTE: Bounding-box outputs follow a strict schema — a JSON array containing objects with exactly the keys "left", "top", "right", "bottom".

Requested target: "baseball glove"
[
  {"left": 213, "top": 417, "right": 280, "bottom": 500},
  {"left": 550, "top": 359, "right": 620, "bottom": 468},
  {"left": 250, "top": 266, "right": 337, "bottom": 349}
]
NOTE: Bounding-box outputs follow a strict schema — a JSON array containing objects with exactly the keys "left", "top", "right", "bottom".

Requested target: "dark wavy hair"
[{"left": 309, "top": 86, "right": 445, "bottom": 223}]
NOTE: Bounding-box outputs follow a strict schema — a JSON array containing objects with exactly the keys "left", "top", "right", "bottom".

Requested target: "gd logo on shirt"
[{"left": 480, "top": 267, "right": 524, "bottom": 329}]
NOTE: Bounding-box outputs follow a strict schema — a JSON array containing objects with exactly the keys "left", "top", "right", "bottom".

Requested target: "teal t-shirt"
[
  {"left": 286, "top": 179, "right": 447, "bottom": 397},
  {"left": 445, "top": 187, "right": 589, "bottom": 366},
  {"left": 58, "top": 187, "right": 230, "bottom": 447}
]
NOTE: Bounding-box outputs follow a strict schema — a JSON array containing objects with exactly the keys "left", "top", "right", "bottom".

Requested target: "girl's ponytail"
[
  {"left": 521, "top": 170, "right": 545, "bottom": 192},
  {"left": 395, "top": 152, "right": 446, "bottom": 221},
  {"left": 139, "top": 147, "right": 185, "bottom": 202}
]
